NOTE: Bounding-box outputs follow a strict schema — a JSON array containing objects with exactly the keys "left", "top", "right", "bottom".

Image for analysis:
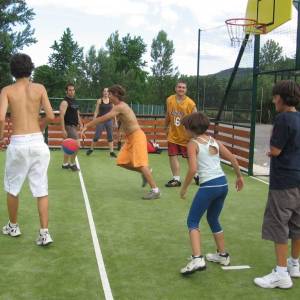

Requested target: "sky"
[{"left": 23, "top": 0, "right": 298, "bottom": 76}]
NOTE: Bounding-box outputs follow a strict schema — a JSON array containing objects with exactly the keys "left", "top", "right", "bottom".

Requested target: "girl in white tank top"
[
  {"left": 192, "top": 136, "right": 225, "bottom": 185},
  {"left": 178, "top": 112, "right": 244, "bottom": 275}
]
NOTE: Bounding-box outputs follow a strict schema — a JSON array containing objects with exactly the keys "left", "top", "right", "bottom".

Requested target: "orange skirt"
[{"left": 117, "top": 129, "right": 148, "bottom": 168}]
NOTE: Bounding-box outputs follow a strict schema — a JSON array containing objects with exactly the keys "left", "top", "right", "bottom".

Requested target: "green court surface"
[{"left": 0, "top": 150, "right": 300, "bottom": 300}]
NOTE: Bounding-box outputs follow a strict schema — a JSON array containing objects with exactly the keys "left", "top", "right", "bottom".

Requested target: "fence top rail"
[
  {"left": 67, "top": 112, "right": 167, "bottom": 119},
  {"left": 5, "top": 113, "right": 251, "bottom": 129},
  {"left": 210, "top": 119, "right": 251, "bottom": 129},
  {"left": 257, "top": 68, "right": 300, "bottom": 76},
  {"left": 49, "top": 98, "right": 167, "bottom": 105},
  {"left": 49, "top": 97, "right": 97, "bottom": 101}
]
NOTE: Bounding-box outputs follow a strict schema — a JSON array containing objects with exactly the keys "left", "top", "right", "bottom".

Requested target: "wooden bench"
[
  {"left": 3, "top": 114, "right": 251, "bottom": 172},
  {"left": 45, "top": 114, "right": 168, "bottom": 148}
]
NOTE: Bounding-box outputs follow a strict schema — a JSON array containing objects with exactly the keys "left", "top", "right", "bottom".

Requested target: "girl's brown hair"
[{"left": 181, "top": 112, "right": 210, "bottom": 135}]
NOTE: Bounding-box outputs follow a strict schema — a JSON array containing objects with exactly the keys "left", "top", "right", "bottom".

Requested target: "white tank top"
[{"left": 192, "top": 137, "right": 225, "bottom": 184}]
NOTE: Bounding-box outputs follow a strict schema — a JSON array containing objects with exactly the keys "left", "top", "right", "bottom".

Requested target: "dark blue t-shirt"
[{"left": 270, "top": 111, "right": 300, "bottom": 189}]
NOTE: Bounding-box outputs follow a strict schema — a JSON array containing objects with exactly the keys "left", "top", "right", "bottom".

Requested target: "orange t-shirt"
[{"left": 166, "top": 95, "right": 196, "bottom": 146}]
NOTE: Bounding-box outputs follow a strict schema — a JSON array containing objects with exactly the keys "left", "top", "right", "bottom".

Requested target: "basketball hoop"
[{"left": 225, "top": 18, "right": 266, "bottom": 47}]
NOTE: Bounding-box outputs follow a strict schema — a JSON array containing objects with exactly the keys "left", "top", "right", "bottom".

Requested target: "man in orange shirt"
[{"left": 165, "top": 81, "right": 197, "bottom": 187}]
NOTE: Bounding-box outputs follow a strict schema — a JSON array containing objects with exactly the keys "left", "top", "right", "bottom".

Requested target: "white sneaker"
[
  {"left": 2, "top": 222, "right": 21, "bottom": 237},
  {"left": 254, "top": 269, "right": 293, "bottom": 289},
  {"left": 180, "top": 256, "right": 206, "bottom": 275},
  {"left": 206, "top": 252, "right": 230, "bottom": 266},
  {"left": 288, "top": 258, "right": 300, "bottom": 278},
  {"left": 142, "top": 189, "right": 161, "bottom": 200},
  {"left": 36, "top": 230, "right": 53, "bottom": 246}
]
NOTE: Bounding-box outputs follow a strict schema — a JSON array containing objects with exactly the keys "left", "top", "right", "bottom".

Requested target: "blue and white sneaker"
[
  {"left": 206, "top": 251, "right": 230, "bottom": 266},
  {"left": 2, "top": 222, "right": 21, "bottom": 237},
  {"left": 254, "top": 269, "right": 293, "bottom": 289},
  {"left": 288, "top": 258, "right": 300, "bottom": 278},
  {"left": 180, "top": 256, "right": 206, "bottom": 275},
  {"left": 36, "top": 230, "right": 53, "bottom": 246}
]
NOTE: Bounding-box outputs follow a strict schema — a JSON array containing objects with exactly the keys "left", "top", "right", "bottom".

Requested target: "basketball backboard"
[{"left": 245, "top": 0, "right": 293, "bottom": 34}]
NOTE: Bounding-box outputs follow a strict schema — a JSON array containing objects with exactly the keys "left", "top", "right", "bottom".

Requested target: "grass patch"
[{"left": 0, "top": 150, "right": 299, "bottom": 299}]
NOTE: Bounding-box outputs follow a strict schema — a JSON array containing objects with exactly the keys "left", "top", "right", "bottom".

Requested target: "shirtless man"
[
  {"left": 0, "top": 53, "right": 55, "bottom": 246},
  {"left": 82, "top": 84, "right": 160, "bottom": 200}
]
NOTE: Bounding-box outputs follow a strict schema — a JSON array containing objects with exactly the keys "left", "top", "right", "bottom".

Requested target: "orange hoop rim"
[{"left": 225, "top": 18, "right": 267, "bottom": 34}]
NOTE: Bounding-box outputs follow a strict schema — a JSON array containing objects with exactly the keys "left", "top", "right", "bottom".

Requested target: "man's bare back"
[{"left": 0, "top": 78, "right": 54, "bottom": 136}]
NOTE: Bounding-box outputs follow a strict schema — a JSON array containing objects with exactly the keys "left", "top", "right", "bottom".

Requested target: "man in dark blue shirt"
[{"left": 255, "top": 80, "right": 300, "bottom": 289}]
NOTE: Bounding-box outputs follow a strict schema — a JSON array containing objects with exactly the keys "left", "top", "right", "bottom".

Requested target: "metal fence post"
[{"left": 248, "top": 34, "right": 260, "bottom": 176}]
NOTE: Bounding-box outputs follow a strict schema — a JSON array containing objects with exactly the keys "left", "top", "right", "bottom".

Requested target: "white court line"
[
  {"left": 222, "top": 265, "right": 251, "bottom": 270},
  {"left": 76, "top": 157, "right": 114, "bottom": 300},
  {"left": 250, "top": 176, "right": 269, "bottom": 185}
]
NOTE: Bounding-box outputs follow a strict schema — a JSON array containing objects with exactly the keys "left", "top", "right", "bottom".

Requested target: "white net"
[
  {"left": 199, "top": 23, "right": 254, "bottom": 124},
  {"left": 225, "top": 18, "right": 265, "bottom": 48}
]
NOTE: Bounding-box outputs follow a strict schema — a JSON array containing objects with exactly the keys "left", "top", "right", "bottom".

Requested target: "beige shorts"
[
  {"left": 262, "top": 187, "right": 300, "bottom": 243},
  {"left": 4, "top": 133, "right": 50, "bottom": 197},
  {"left": 65, "top": 125, "right": 79, "bottom": 140}
]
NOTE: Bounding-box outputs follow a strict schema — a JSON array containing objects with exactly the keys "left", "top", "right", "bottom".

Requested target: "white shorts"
[{"left": 4, "top": 133, "right": 50, "bottom": 197}]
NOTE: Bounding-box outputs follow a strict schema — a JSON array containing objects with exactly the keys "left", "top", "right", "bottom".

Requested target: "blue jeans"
[{"left": 187, "top": 176, "right": 228, "bottom": 233}]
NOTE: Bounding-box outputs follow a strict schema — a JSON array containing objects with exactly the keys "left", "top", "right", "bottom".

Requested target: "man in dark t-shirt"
[
  {"left": 254, "top": 80, "right": 300, "bottom": 289},
  {"left": 59, "top": 83, "right": 83, "bottom": 171}
]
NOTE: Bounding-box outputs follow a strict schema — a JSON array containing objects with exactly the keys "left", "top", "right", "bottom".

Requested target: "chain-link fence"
[
  {"left": 199, "top": 23, "right": 254, "bottom": 124},
  {"left": 50, "top": 98, "right": 165, "bottom": 115}
]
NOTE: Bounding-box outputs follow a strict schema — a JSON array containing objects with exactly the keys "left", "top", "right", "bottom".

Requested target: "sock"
[
  {"left": 276, "top": 266, "right": 288, "bottom": 275},
  {"left": 40, "top": 228, "right": 48, "bottom": 234},
  {"left": 9, "top": 222, "right": 17, "bottom": 227},
  {"left": 192, "top": 255, "right": 203, "bottom": 259},
  {"left": 62, "top": 163, "right": 69, "bottom": 166},
  {"left": 173, "top": 176, "right": 180, "bottom": 181},
  {"left": 152, "top": 187, "right": 159, "bottom": 193},
  {"left": 291, "top": 257, "right": 299, "bottom": 265}
]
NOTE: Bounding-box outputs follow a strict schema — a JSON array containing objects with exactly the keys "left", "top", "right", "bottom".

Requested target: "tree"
[
  {"left": 33, "top": 65, "right": 62, "bottom": 97},
  {"left": 150, "top": 30, "right": 178, "bottom": 104},
  {"left": 81, "top": 46, "right": 115, "bottom": 98},
  {"left": 106, "top": 31, "right": 147, "bottom": 77},
  {"left": 260, "top": 39, "right": 284, "bottom": 69},
  {"left": 0, "top": 0, "right": 36, "bottom": 88},
  {"left": 105, "top": 31, "right": 148, "bottom": 103},
  {"left": 151, "top": 30, "right": 177, "bottom": 78},
  {"left": 48, "top": 28, "right": 84, "bottom": 86},
  {"left": 82, "top": 46, "right": 100, "bottom": 98}
]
